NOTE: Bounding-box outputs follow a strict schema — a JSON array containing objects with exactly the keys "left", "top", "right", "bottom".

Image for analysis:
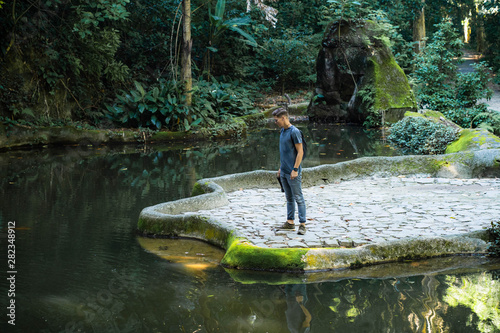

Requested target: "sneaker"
[
  {"left": 278, "top": 222, "right": 295, "bottom": 230},
  {"left": 298, "top": 225, "right": 306, "bottom": 235}
]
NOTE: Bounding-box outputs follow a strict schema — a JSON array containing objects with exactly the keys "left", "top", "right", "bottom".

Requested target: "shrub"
[
  {"left": 476, "top": 110, "right": 500, "bottom": 136},
  {"left": 105, "top": 78, "right": 257, "bottom": 131},
  {"left": 388, "top": 116, "right": 459, "bottom": 155},
  {"left": 106, "top": 80, "right": 195, "bottom": 131},
  {"left": 489, "top": 221, "right": 500, "bottom": 257}
]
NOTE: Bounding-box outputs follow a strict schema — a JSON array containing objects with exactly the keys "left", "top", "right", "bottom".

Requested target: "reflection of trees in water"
[
  {"left": 444, "top": 272, "right": 500, "bottom": 333},
  {"left": 303, "top": 124, "right": 398, "bottom": 164}
]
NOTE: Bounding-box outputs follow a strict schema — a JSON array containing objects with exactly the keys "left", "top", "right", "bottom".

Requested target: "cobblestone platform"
[{"left": 195, "top": 176, "right": 500, "bottom": 249}]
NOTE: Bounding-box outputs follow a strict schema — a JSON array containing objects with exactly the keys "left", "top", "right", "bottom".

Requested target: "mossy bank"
[{"left": 0, "top": 112, "right": 266, "bottom": 150}]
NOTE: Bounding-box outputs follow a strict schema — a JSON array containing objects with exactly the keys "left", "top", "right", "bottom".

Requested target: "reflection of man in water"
[{"left": 285, "top": 284, "right": 311, "bottom": 333}]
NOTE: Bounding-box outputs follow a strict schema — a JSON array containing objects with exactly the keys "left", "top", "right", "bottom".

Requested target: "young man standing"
[{"left": 272, "top": 108, "right": 307, "bottom": 235}]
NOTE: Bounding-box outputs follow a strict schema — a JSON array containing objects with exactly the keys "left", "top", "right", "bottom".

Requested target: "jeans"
[{"left": 280, "top": 173, "right": 306, "bottom": 223}]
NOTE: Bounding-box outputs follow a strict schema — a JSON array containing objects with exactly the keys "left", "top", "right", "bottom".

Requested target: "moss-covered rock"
[
  {"left": 446, "top": 128, "right": 500, "bottom": 153},
  {"left": 221, "top": 237, "right": 308, "bottom": 271},
  {"left": 308, "top": 19, "right": 416, "bottom": 124}
]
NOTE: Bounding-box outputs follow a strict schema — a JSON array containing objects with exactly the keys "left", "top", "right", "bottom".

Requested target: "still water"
[{"left": 0, "top": 124, "right": 499, "bottom": 333}]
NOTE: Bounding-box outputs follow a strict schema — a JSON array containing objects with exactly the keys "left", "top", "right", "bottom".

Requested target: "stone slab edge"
[{"left": 137, "top": 149, "right": 500, "bottom": 272}]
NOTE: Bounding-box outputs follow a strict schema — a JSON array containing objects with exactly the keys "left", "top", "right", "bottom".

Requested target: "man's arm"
[{"left": 291, "top": 143, "right": 303, "bottom": 179}]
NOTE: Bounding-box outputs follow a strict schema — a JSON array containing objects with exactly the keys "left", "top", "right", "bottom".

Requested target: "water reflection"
[
  {"left": 0, "top": 125, "right": 498, "bottom": 333},
  {"left": 444, "top": 272, "right": 500, "bottom": 332}
]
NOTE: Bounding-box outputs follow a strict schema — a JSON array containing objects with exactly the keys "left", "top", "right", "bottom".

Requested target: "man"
[{"left": 272, "top": 107, "right": 306, "bottom": 235}]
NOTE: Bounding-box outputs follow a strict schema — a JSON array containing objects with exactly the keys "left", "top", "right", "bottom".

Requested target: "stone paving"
[{"left": 194, "top": 176, "right": 500, "bottom": 249}]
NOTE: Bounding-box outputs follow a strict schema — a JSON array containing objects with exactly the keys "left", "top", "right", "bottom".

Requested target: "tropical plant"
[
  {"left": 106, "top": 81, "right": 198, "bottom": 131},
  {"left": 105, "top": 78, "right": 258, "bottom": 131},
  {"left": 204, "top": 0, "right": 257, "bottom": 78}
]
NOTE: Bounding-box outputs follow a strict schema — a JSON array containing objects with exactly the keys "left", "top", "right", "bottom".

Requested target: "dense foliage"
[
  {"left": 388, "top": 116, "right": 459, "bottom": 154},
  {"left": 1, "top": 0, "right": 499, "bottom": 133},
  {"left": 412, "top": 21, "right": 497, "bottom": 133},
  {"left": 105, "top": 77, "right": 255, "bottom": 131},
  {"left": 489, "top": 221, "right": 500, "bottom": 257}
]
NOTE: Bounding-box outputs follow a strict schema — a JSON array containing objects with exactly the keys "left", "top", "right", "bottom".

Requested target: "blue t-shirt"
[{"left": 279, "top": 125, "right": 303, "bottom": 175}]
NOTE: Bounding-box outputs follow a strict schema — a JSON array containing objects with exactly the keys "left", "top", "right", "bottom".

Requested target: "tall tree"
[
  {"left": 413, "top": 0, "right": 426, "bottom": 54},
  {"left": 181, "top": 0, "right": 193, "bottom": 106}
]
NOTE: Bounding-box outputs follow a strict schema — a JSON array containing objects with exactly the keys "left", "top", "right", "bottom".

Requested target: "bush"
[
  {"left": 476, "top": 110, "right": 500, "bottom": 136},
  {"left": 489, "top": 221, "right": 500, "bottom": 257},
  {"left": 388, "top": 116, "right": 459, "bottom": 155},
  {"left": 105, "top": 78, "right": 257, "bottom": 131}
]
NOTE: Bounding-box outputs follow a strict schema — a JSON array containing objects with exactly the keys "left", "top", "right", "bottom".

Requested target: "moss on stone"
[
  {"left": 221, "top": 238, "right": 308, "bottom": 271},
  {"left": 150, "top": 131, "right": 193, "bottom": 141},
  {"left": 237, "top": 112, "right": 266, "bottom": 127},
  {"left": 403, "top": 110, "right": 448, "bottom": 122},
  {"left": 422, "top": 110, "right": 446, "bottom": 119},
  {"left": 191, "top": 182, "right": 207, "bottom": 197},
  {"left": 445, "top": 129, "right": 500, "bottom": 153},
  {"left": 366, "top": 50, "right": 417, "bottom": 112}
]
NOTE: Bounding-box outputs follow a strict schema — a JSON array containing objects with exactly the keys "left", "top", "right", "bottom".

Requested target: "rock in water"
[{"left": 308, "top": 19, "right": 417, "bottom": 124}]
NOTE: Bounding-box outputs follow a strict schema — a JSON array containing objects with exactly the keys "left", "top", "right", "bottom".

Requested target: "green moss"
[
  {"left": 422, "top": 110, "right": 446, "bottom": 119},
  {"left": 367, "top": 50, "right": 416, "bottom": 111},
  {"left": 191, "top": 182, "right": 208, "bottom": 197},
  {"left": 445, "top": 129, "right": 485, "bottom": 153},
  {"left": 237, "top": 112, "right": 265, "bottom": 128},
  {"left": 150, "top": 131, "right": 193, "bottom": 141},
  {"left": 404, "top": 111, "right": 424, "bottom": 118},
  {"left": 404, "top": 110, "right": 447, "bottom": 121},
  {"left": 221, "top": 238, "right": 308, "bottom": 271}
]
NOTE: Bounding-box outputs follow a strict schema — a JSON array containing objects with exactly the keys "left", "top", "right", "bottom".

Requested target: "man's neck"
[{"left": 283, "top": 120, "right": 292, "bottom": 129}]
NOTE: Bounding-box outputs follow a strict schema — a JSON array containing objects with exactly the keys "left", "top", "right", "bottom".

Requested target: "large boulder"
[{"left": 308, "top": 19, "right": 417, "bottom": 124}]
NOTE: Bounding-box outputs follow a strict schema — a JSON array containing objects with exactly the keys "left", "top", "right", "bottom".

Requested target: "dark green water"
[{"left": 0, "top": 124, "right": 499, "bottom": 333}]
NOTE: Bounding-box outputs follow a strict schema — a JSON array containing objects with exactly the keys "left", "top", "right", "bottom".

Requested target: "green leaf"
[
  {"left": 229, "top": 26, "right": 257, "bottom": 47},
  {"left": 215, "top": 0, "right": 225, "bottom": 20},
  {"left": 134, "top": 81, "right": 146, "bottom": 97},
  {"left": 138, "top": 103, "right": 146, "bottom": 113},
  {"left": 191, "top": 118, "right": 202, "bottom": 127}
]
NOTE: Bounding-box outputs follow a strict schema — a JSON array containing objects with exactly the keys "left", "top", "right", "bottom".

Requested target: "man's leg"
[
  {"left": 280, "top": 173, "right": 295, "bottom": 227},
  {"left": 289, "top": 173, "right": 306, "bottom": 234}
]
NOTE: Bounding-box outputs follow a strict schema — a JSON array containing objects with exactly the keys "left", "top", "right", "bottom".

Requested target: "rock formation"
[{"left": 308, "top": 19, "right": 417, "bottom": 124}]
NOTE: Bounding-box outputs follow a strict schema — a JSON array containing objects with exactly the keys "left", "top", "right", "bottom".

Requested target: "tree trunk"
[
  {"left": 181, "top": 0, "right": 193, "bottom": 106},
  {"left": 475, "top": 6, "right": 485, "bottom": 53},
  {"left": 413, "top": 3, "right": 426, "bottom": 54}
]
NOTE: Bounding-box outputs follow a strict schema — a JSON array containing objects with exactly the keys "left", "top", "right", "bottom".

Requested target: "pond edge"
[{"left": 137, "top": 149, "right": 500, "bottom": 272}]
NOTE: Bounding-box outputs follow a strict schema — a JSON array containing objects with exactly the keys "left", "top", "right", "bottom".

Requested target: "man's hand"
[
  {"left": 291, "top": 170, "right": 298, "bottom": 179},
  {"left": 277, "top": 169, "right": 281, "bottom": 178}
]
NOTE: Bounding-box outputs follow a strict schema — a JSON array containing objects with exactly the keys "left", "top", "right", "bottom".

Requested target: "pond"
[{"left": 0, "top": 124, "right": 499, "bottom": 333}]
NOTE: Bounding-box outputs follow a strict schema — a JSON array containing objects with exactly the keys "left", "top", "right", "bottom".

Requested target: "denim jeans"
[{"left": 280, "top": 173, "right": 306, "bottom": 223}]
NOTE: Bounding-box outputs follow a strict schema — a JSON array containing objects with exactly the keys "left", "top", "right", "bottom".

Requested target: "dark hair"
[{"left": 272, "top": 107, "right": 289, "bottom": 118}]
